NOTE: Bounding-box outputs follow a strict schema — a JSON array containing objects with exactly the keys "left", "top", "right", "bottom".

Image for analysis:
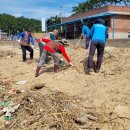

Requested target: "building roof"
[
  {"left": 48, "top": 5, "right": 130, "bottom": 28},
  {"left": 63, "top": 5, "right": 130, "bottom": 23},
  {"left": 48, "top": 12, "right": 114, "bottom": 28}
]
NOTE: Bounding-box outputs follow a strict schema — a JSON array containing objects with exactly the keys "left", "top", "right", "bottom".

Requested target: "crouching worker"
[
  {"left": 87, "top": 18, "right": 107, "bottom": 74},
  {"left": 35, "top": 38, "right": 73, "bottom": 77},
  {"left": 17, "top": 29, "right": 34, "bottom": 62}
]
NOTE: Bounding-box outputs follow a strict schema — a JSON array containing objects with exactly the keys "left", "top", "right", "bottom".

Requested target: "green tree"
[
  {"left": 47, "top": 15, "right": 61, "bottom": 31},
  {"left": 72, "top": 0, "right": 130, "bottom": 14},
  {"left": 47, "top": 15, "right": 61, "bottom": 26},
  {"left": 0, "top": 13, "right": 42, "bottom": 35}
]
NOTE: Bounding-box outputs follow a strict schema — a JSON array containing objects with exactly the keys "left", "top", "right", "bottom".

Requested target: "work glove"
[
  {"left": 17, "top": 39, "right": 21, "bottom": 43},
  {"left": 69, "top": 62, "right": 74, "bottom": 67},
  {"left": 31, "top": 45, "right": 34, "bottom": 49}
]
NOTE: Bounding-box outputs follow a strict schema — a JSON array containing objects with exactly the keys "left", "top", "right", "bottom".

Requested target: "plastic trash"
[
  {"left": 1, "top": 104, "right": 20, "bottom": 113},
  {"left": 16, "top": 80, "right": 27, "bottom": 85},
  {"left": 4, "top": 116, "right": 12, "bottom": 121},
  {"left": 2, "top": 79, "right": 10, "bottom": 83},
  {"left": 0, "top": 102, "right": 10, "bottom": 107},
  {"left": 21, "top": 89, "right": 26, "bottom": 93},
  {"left": 0, "top": 87, "right": 3, "bottom": 91},
  {"left": 0, "top": 80, "right": 2, "bottom": 83},
  {"left": 7, "top": 55, "right": 11, "bottom": 59},
  {"left": 59, "top": 59, "right": 65, "bottom": 66}
]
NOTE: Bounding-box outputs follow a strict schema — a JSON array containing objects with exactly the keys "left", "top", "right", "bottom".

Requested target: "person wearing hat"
[
  {"left": 81, "top": 23, "right": 90, "bottom": 49},
  {"left": 17, "top": 29, "right": 34, "bottom": 62},
  {"left": 35, "top": 38, "right": 73, "bottom": 77},
  {"left": 87, "top": 18, "right": 107, "bottom": 74}
]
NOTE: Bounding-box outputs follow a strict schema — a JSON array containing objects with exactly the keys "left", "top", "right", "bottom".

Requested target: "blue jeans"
[{"left": 38, "top": 42, "right": 44, "bottom": 57}]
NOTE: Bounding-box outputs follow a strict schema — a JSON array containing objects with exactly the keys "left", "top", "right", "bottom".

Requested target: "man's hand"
[
  {"left": 31, "top": 45, "right": 34, "bottom": 49},
  {"left": 17, "top": 39, "right": 21, "bottom": 43},
  {"left": 83, "top": 35, "right": 86, "bottom": 41},
  {"left": 69, "top": 62, "right": 74, "bottom": 67}
]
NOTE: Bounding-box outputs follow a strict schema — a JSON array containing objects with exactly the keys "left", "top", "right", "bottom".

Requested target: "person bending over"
[{"left": 35, "top": 38, "right": 73, "bottom": 77}]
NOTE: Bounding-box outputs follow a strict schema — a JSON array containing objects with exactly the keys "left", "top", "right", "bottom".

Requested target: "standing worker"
[
  {"left": 82, "top": 22, "right": 90, "bottom": 49},
  {"left": 50, "top": 29, "right": 59, "bottom": 41},
  {"left": 35, "top": 38, "right": 73, "bottom": 77},
  {"left": 87, "top": 18, "right": 107, "bottom": 74},
  {"left": 17, "top": 29, "right": 34, "bottom": 62}
]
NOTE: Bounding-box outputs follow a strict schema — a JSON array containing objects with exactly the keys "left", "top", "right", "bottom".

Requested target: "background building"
[{"left": 48, "top": 6, "right": 130, "bottom": 39}]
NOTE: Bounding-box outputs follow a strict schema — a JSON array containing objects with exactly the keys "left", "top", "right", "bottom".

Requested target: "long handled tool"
[
  {"left": 74, "top": 18, "right": 90, "bottom": 49},
  {"left": 74, "top": 35, "right": 82, "bottom": 49}
]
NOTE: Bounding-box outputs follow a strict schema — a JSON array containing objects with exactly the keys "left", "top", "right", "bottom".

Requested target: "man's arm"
[
  {"left": 89, "top": 25, "right": 94, "bottom": 39},
  {"left": 17, "top": 32, "right": 25, "bottom": 39},
  {"left": 105, "top": 27, "right": 108, "bottom": 40},
  {"left": 81, "top": 26, "right": 84, "bottom": 37},
  {"left": 17, "top": 32, "right": 25, "bottom": 43},
  {"left": 37, "top": 38, "right": 51, "bottom": 43},
  {"left": 30, "top": 37, "right": 35, "bottom": 49},
  {"left": 59, "top": 45, "right": 73, "bottom": 66}
]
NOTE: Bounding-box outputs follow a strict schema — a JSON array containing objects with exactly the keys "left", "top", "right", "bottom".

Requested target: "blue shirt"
[
  {"left": 17, "top": 32, "right": 34, "bottom": 45},
  {"left": 89, "top": 24, "right": 107, "bottom": 44},
  {"left": 82, "top": 25, "right": 90, "bottom": 38},
  {"left": 50, "top": 33, "right": 56, "bottom": 41}
]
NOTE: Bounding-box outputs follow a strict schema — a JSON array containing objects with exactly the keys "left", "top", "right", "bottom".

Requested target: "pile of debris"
[
  {"left": 1, "top": 77, "right": 130, "bottom": 130},
  {"left": 0, "top": 80, "right": 97, "bottom": 130}
]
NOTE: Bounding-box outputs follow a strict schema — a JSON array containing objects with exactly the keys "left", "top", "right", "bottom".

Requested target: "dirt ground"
[{"left": 0, "top": 43, "right": 130, "bottom": 130}]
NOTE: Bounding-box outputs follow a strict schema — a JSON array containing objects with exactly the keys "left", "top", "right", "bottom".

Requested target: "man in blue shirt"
[
  {"left": 50, "top": 29, "right": 59, "bottom": 41},
  {"left": 17, "top": 29, "right": 34, "bottom": 62},
  {"left": 87, "top": 18, "right": 107, "bottom": 74},
  {"left": 82, "top": 24, "right": 90, "bottom": 49},
  {"left": 38, "top": 29, "right": 59, "bottom": 58}
]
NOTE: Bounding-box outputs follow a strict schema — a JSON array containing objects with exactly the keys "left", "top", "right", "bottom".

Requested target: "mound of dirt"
[{"left": 0, "top": 46, "right": 16, "bottom": 58}]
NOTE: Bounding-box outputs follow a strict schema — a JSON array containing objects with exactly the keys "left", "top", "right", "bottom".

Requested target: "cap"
[{"left": 95, "top": 18, "right": 105, "bottom": 24}]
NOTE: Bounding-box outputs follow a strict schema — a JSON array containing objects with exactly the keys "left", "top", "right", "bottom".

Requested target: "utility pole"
[
  {"left": 60, "top": 5, "right": 63, "bottom": 32},
  {"left": 0, "top": 27, "right": 1, "bottom": 40}
]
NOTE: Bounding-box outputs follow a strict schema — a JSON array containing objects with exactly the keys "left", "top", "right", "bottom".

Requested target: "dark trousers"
[
  {"left": 86, "top": 37, "right": 90, "bottom": 49},
  {"left": 21, "top": 45, "right": 33, "bottom": 61},
  {"left": 88, "top": 42, "right": 105, "bottom": 70}
]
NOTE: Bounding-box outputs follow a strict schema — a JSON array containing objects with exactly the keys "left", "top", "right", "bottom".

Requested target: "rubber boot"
[
  {"left": 54, "top": 65, "right": 59, "bottom": 72},
  {"left": 35, "top": 66, "right": 41, "bottom": 77}
]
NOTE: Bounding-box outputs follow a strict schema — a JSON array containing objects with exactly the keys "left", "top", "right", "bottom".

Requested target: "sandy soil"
[{"left": 0, "top": 44, "right": 130, "bottom": 130}]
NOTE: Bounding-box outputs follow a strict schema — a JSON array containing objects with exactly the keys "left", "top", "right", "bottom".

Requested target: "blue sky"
[{"left": 0, "top": 0, "right": 85, "bottom": 19}]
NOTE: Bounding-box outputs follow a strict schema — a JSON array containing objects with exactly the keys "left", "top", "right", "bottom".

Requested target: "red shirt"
[{"left": 37, "top": 38, "right": 71, "bottom": 63}]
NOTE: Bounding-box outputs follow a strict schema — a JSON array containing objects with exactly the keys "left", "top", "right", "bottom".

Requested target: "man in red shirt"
[{"left": 35, "top": 38, "right": 73, "bottom": 77}]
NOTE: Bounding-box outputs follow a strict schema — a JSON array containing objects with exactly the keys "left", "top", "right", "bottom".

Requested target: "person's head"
[
  {"left": 95, "top": 18, "right": 105, "bottom": 24},
  {"left": 27, "top": 28, "right": 32, "bottom": 35},
  {"left": 59, "top": 39, "right": 68, "bottom": 46},
  {"left": 53, "top": 29, "right": 59, "bottom": 36},
  {"left": 56, "top": 39, "right": 68, "bottom": 54}
]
